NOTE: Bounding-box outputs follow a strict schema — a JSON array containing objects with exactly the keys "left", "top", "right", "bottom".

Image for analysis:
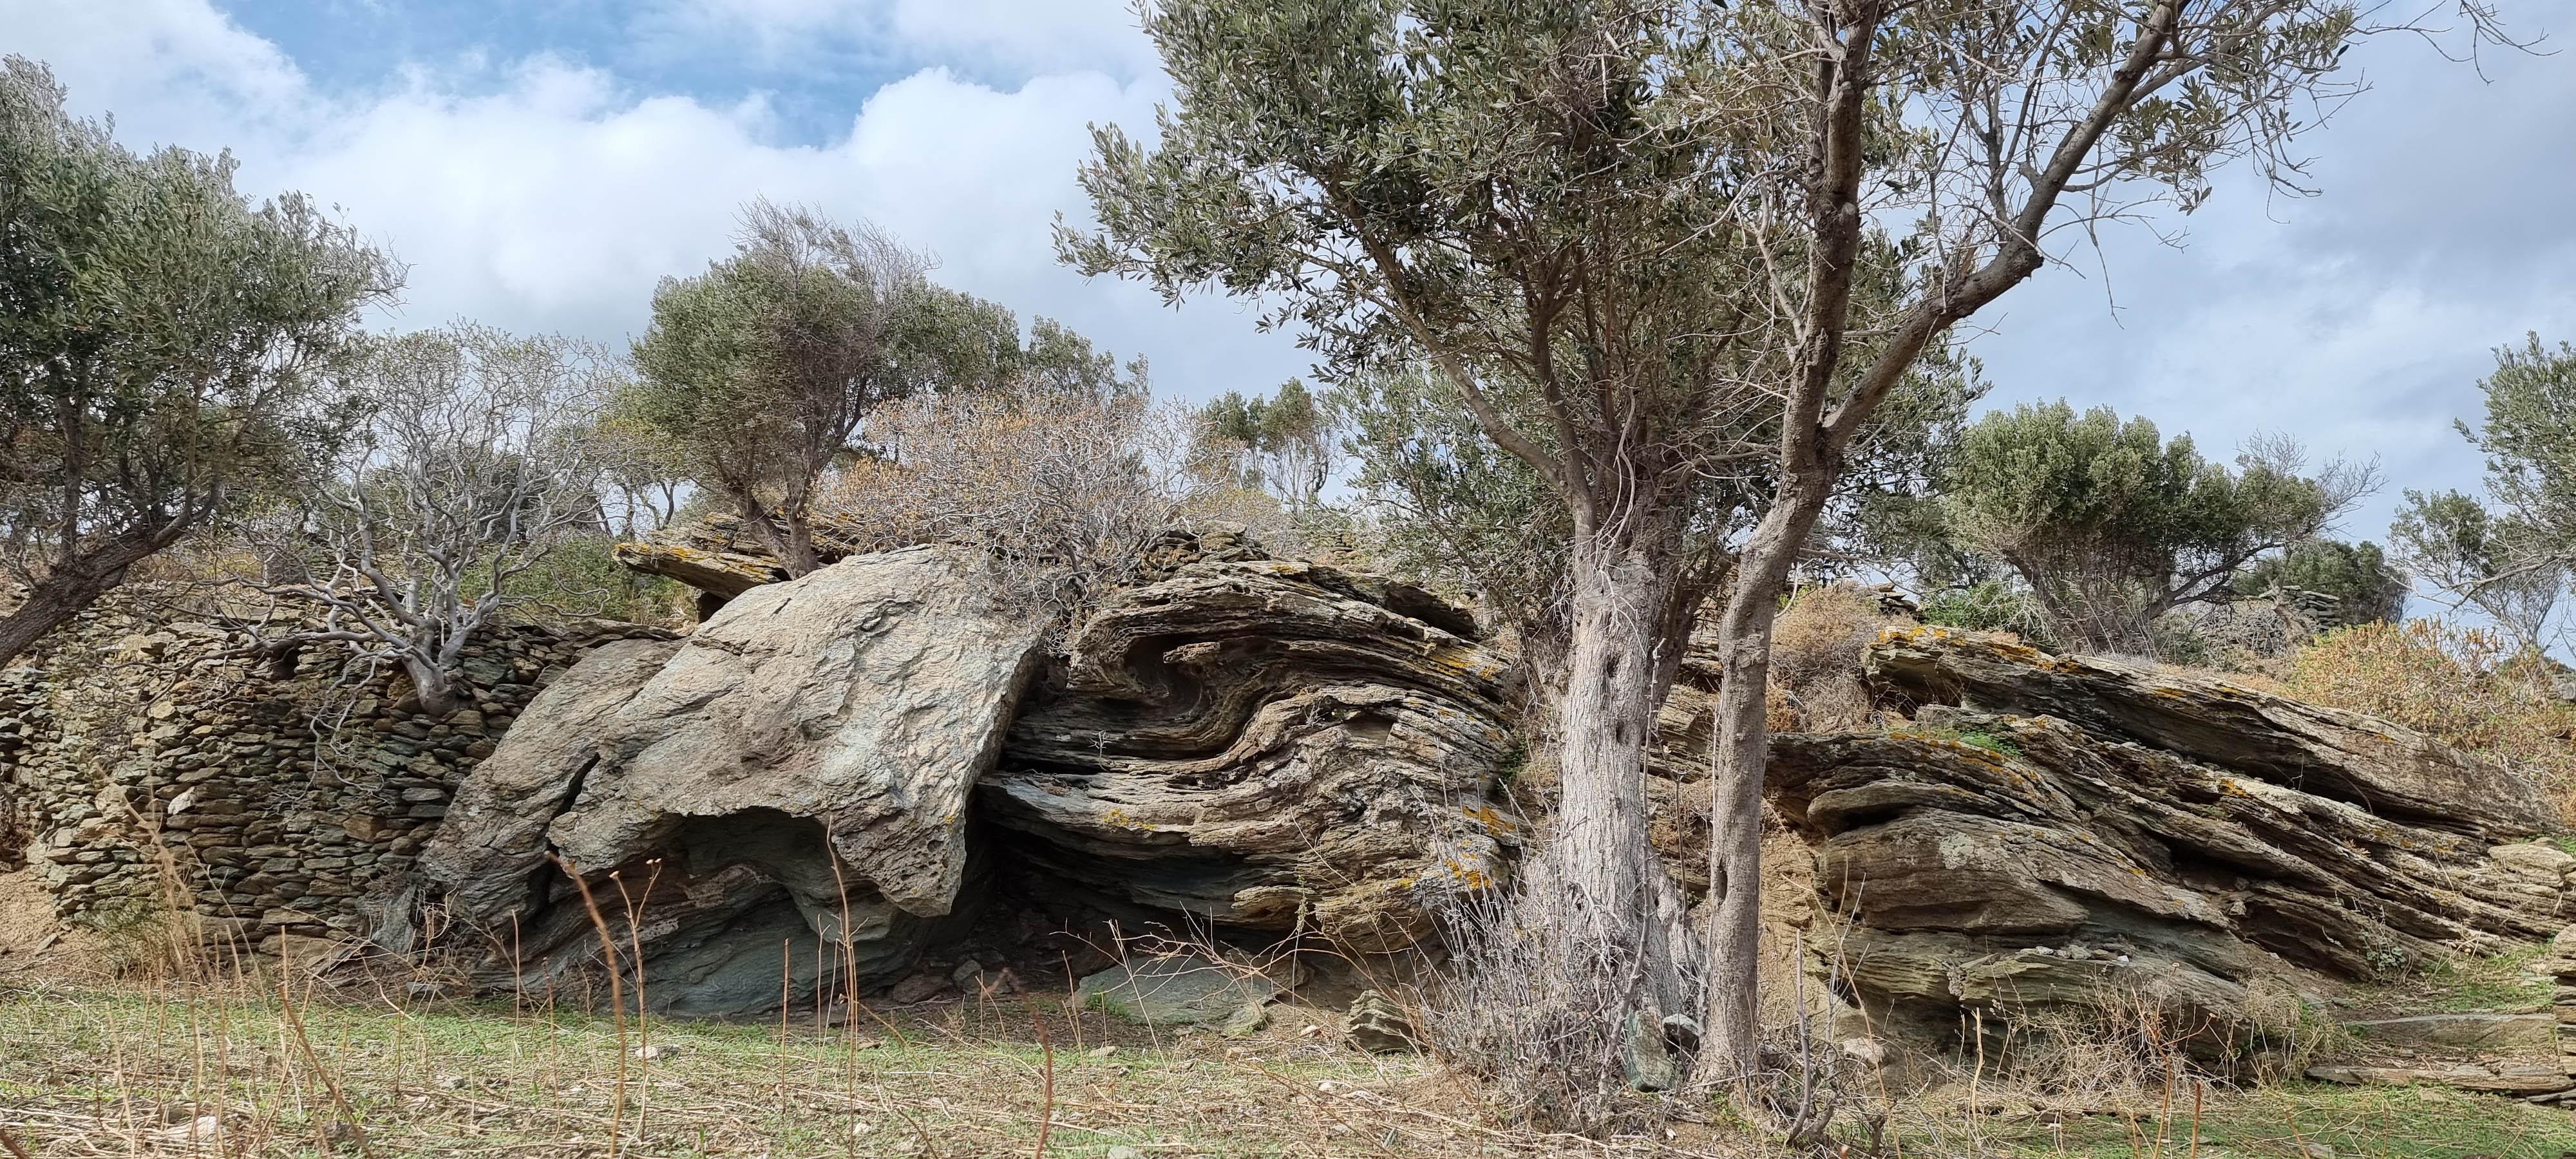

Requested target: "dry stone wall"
[{"left": 0, "top": 594, "right": 658, "bottom": 954}]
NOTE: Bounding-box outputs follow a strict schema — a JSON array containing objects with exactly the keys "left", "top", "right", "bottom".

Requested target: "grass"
[
  {"left": 2345, "top": 942, "right": 2552, "bottom": 1017},
  {"left": 0, "top": 976, "right": 1752, "bottom": 1157},
  {"left": 11, "top": 975, "right": 2575, "bottom": 1159},
  {"left": 1933, "top": 1081, "right": 2576, "bottom": 1158}
]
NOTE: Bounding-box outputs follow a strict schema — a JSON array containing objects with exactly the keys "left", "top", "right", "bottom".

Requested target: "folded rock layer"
[
  {"left": 988, "top": 559, "right": 1519, "bottom": 950},
  {"left": 1777, "top": 627, "right": 2568, "bottom": 1057}
]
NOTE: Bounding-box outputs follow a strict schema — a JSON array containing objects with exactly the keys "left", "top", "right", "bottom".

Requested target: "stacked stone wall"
[{"left": 0, "top": 595, "right": 661, "bottom": 953}]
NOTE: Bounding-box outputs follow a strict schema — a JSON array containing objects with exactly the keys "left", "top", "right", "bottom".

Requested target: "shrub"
[
  {"left": 1920, "top": 579, "right": 2059, "bottom": 650},
  {"left": 1768, "top": 583, "right": 1895, "bottom": 731},
  {"left": 2283, "top": 619, "right": 2576, "bottom": 813},
  {"left": 818, "top": 391, "right": 1231, "bottom": 625}
]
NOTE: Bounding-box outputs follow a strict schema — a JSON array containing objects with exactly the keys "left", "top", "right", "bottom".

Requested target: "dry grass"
[
  {"left": 2280, "top": 618, "right": 2576, "bottom": 819},
  {"left": 0, "top": 972, "right": 1773, "bottom": 1158},
  {"left": 1763, "top": 584, "right": 1898, "bottom": 735}
]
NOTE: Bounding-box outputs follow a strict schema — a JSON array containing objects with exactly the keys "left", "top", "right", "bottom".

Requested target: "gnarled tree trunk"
[{"left": 1554, "top": 520, "right": 1694, "bottom": 1015}]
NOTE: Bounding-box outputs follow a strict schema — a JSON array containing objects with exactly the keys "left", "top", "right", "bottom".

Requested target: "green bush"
[{"left": 1919, "top": 580, "right": 2060, "bottom": 650}]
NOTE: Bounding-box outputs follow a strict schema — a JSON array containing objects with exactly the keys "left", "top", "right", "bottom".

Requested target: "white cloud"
[
  {"left": 636, "top": 0, "right": 1160, "bottom": 81},
  {"left": 6, "top": 0, "right": 2572, "bottom": 518},
  {"left": 0, "top": 0, "right": 1311, "bottom": 402}
]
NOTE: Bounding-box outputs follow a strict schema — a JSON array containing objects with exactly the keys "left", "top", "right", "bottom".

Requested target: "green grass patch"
[{"left": 1962, "top": 1081, "right": 2576, "bottom": 1158}]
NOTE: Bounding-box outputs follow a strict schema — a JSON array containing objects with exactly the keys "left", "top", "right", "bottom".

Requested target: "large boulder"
[
  {"left": 1775, "top": 627, "right": 2568, "bottom": 1057},
  {"left": 986, "top": 558, "right": 1519, "bottom": 950},
  {"left": 421, "top": 546, "right": 1044, "bottom": 1011}
]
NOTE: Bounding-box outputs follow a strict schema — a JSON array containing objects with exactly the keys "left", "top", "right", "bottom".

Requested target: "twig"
[{"left": 1032, "top": 1008, "right": 1057, "bottom": 1158}]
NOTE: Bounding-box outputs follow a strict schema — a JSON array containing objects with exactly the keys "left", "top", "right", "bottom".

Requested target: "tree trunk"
[
  {"left": 1698, "top": 572, "right": 1780, "bottom": 1087},
  {"left": 1698, "top": 469, "right": 1835, "bottom": 1089},
  {"left": 401, "top": 654, "right": 463, "bottom": 719},
  {"left": 1554, "top": 525, "right": 1685, "bottom": 1013},
  {"left": 0, "top": 533, "right": 174, "bottom": 668},
  {"left": 0, "top": 567, "right": 125, "bottom": 668}
]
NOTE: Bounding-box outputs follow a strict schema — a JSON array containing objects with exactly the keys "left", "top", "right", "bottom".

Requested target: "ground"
[{"left": 5, "top": 968, "right": 2575, "bottom": 1158}]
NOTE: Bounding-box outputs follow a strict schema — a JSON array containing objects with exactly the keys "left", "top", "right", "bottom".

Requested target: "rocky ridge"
[{"left": 1777, "top": 626, "right": 2567, "bottom": 1062}]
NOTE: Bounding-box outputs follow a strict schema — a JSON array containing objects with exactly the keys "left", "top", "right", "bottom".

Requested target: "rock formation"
[
  {"left": 987, "top": 557, "right": 1519, "bottom": 950},
  {"left": 422, "top": 546, "right": 1045, "bottom": 1012},
  {"left": 421, "top": 538, "right": 1519, "bottom": 1011},
  {"left": 1775, "top": 627, "right": 2566, "bottom": 1058}
]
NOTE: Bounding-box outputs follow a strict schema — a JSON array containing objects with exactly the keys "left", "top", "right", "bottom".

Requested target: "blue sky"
[{"left": 9, "top": 0, "right": 2576, "bottom": 588}]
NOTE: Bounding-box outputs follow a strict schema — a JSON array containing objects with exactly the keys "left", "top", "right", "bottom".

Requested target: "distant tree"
[
  {"left": 627, "top": 202, "right": 927, "bottom": 579},
  {"left": 585, "top": 408, "right": 693, "bottom": 539},
  {"left": 246, "top": 325, "right": 616, "bottom": 717},
  {"left": 1937, "top": 403, "right": 2371, "bottom": 655},
  {"left": 2234, "top": 538, "right": 2407, "bottom": 627},
  {"left": 1198, "top": 379, "right": 1332, "bottom": 506},
  {"left": 0, "top": 56, "right": 400, "bottom": 665},
  {"left": 2391, "top": 334, "right": 2576, "bottom": 652},
  {"left": 627, "top": 203, "right": 1146, "bottom": 578}
]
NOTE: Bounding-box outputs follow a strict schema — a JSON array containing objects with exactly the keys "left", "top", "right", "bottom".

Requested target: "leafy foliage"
[
  {"left": 2234, "top": 538, "right": 2406, "bottom": 626},
  {"left": 1935, "top": 402, "right": 2367, "bottom": 654},
  {"left": 2390, "top": 334, "right": 2576, "bottom": 651},
  {"left": 1197, "top": 379, "right": 1332, "bottom": 507},
  {"left": 0, "top": 55, "right": 399, "bottom": 662}
]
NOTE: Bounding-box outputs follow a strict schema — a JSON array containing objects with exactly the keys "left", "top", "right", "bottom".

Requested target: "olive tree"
[
  {"left": 2391, "top": 334, "right": 2576, "bottom": 652},
  {"left": 0, "top": 56, "right": 398, "bottom": 665},
  {"left": 1199, "top": 379, "right": 1333, "bottom": 506},
  {"left": 1937, "top": 402, "right": 2370, "bottom": 653},
  {"left": 247, "top": 325, "right": 615, "bottom": 717},
  {"left": 1063, "top": 0, "right": 2427, "bottom": 1091},
  {"left": 627, "top": 202, "right": 929, "bottom": 578},
  {"left": 627, "top": 202, "right": 1145, "bottom": 578}
]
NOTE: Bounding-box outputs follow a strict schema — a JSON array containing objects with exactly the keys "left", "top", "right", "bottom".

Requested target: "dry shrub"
[
  {"left": 1768, "top": 583, "right": 1896, "bottom": 732},
  {"left": 2282, "top": 618, "right": 2576, "bottom": 813},
  {"left": 1414, "top": 851, "right": 1701, "bottom": 1133},
  {"left": 820, "top": 391, "right": 1240, "bottom": 625}
]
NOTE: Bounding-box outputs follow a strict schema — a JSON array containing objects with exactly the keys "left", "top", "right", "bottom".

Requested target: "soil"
[{"left": 0, "top": 867, "right": 111, "bottom": 981}]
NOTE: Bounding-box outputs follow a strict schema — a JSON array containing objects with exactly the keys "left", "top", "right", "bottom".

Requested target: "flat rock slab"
[
  {"left": 2344, "top": 1012, "right": 2557, "bottom": 1051},
  {"left": 1075, "top": 956, "right": 1282, "bottom": 1026},
  {"left": 2308, "top": 1062, "right": 2575, "bottom": 1097}
]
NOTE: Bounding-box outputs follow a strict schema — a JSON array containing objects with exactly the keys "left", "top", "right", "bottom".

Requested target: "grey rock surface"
[
  {"left": 1772, "top": 627, "right": 2570, "bottom": 1060},
  {"left": 1074, "top": 955, "right": 1283, "bottom": 1026},
  {"left": 422, "top": 547, "right": 1043, "bottom": 1011},
  {"left": 1344, "top": 989, "right": 1418, "bottom": 1053},
  {"left": 988, "top": 558, "right": 1517, "bottom": 950}
]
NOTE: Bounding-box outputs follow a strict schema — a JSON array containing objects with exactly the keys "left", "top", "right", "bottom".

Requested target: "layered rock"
[
  {"left": 987, "top": 558, "right": 1519, "bottom": 950},
  {"left": 1779, "top": 627, "right": 2566, "bottom": 1056},
  {"left": 422, "top": 546, "right": 1045, "bottom": 1012}
]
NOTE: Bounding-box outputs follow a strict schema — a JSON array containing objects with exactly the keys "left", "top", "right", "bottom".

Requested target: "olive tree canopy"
[
  {"left": 2392, "top": 334, "right": 2576, "bottom": 652},
  {"left": 1937, "top": 402, "right": 2371, "bottom": 654},
  {"left": 626, "top": 201, "right": 1146, "bottom": 579},
  {"left": 0, "top": 55, "right": 399, "bottom": 664}
]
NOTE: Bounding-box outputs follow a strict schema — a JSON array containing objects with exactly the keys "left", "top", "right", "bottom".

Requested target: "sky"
[{"left": 6, "top": 0, "right": 2574, "bottom": 556}]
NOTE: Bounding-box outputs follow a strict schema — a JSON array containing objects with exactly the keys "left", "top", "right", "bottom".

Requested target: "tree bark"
[
  {"left": 1699, "top": 468, "right": 1839, "bottom": 1087},
  {"left": 0, "top": 534, "right": 174, "bottom": 668},
  {"left": 0, "top": 569, "right": 121, "bottom": 669},
  {"left": 399, "top": 654, "right": 463, "bottom": 719},
  {"left": 1554, "top": 523, "right": 1687, "bottom": 1013}
]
